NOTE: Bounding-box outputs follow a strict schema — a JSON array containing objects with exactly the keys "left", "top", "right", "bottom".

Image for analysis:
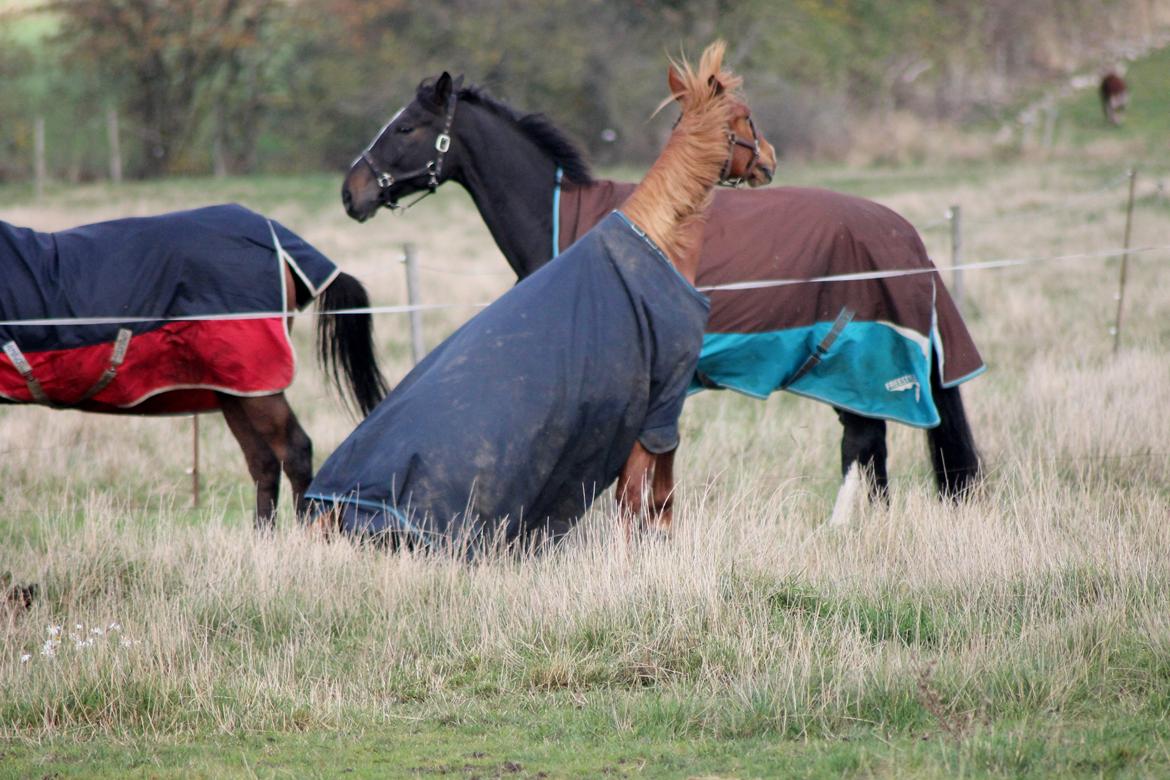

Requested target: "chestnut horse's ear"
[
  {"left": 707, "top": 74, "right": 725, "bottom": 97},
  {"left": 668, "top": 65, "right": 686, "bottom": 102}
]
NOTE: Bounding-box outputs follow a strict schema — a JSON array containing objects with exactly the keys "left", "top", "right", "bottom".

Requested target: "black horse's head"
[{"left": 342, "top": 72, "right": 464, "bottom": 222}]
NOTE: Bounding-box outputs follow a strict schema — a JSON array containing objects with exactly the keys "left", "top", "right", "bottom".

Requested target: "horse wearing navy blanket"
[
  {"left": 309, "top": 42, "right": 772, "bottom": 551},
  {"left": 0, "top": 204, "right": 387, "bottom": 525}
]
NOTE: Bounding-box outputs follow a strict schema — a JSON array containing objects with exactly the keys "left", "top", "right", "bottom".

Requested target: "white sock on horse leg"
[{"left": 828, "top": 461, "right": 862, "bottom": 528}]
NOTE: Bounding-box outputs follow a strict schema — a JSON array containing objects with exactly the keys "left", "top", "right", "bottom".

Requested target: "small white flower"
[
  {"left": 74, "top": 623, "right": 84, "bottom": 631},
  {"left": 107, "top": 622, "right": 122, "bottom": 632},
  {"left": 120, "top": 638, "right": 132, "bottom": 648},
  {"left": 41, "top": 640, "right": 57, "bottom": 658},
  {"left": 20, "top": 653, "right": 31, "bottom": 663},
  {"left": 90, "top": 627, "right": 104, "bottom": 636},
  {"left": 46, "top": 625, "right": 61, "bottom": 637}
]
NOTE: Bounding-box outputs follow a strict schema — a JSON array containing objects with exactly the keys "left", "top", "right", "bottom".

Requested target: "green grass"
[{"left": 3, "top": 707, "right": 1169, "bottom": 778}]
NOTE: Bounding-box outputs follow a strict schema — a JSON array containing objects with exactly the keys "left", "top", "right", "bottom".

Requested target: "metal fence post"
[
  {"left": 1112, "top": 168, "right": 1137, "bottom": 354},
  {"left": 949, "top": 204, "right": 964, "bottom": 311},
  {"left": 403, "top": 243, "right": 425, "bottom": 364},
  {"left": 191, "top": 415, "right": 201, "bottom": 508}
]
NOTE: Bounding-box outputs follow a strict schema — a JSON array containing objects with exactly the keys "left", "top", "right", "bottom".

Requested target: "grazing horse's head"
[{"left": 342, "top": 72, "right": 465, "bottom": 222}]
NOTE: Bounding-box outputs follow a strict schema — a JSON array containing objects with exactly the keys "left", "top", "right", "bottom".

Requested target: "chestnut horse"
[{"left": 308, "top": 43, "right": 774, "bottom": 546}]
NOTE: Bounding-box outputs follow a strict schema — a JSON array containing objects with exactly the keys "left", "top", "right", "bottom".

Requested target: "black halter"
[{"left": 360, "top": 89, "right": 459, "bottom": 211}]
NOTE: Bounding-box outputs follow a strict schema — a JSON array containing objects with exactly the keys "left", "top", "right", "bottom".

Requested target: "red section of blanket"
[{"left": 0, "top": 318, "right": 294, "bottom": 414}]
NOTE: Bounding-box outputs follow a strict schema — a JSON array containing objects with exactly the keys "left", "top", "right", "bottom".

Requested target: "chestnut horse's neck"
[
  {"left": 446, "top": 101, "right": 569, "bottom": 279},
  {"left": 621, "top": 98, "right": 731, "bottom": 284}
]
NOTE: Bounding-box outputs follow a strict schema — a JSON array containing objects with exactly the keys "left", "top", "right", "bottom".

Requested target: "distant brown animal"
[{"left": 1100, "top": 72, "right": 1128, "bottom": 125}]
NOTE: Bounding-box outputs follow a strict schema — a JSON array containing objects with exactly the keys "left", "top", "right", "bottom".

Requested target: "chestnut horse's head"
[
  {"left": 342, "top": 72, "right": 464, "bottom": 222},
  {"left": 666, "top": 56, "right": 777, "bottom": 188}
]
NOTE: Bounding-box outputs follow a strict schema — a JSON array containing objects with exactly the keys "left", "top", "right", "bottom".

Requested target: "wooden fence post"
[
  {"left": 1112, "top": 168, "right": 1137, "bottom": 354},
  {"left": 949, "top": 204, "right": 964, "bottom": 311},
  {"left": 403, "top": 243, "right": 425, "bottom": 365},
  {"left": 33, "top": 116, "right": 46, "bottom": 199},
  {"left": 106, "top": 108, "right": 123, "bottom": 184}
]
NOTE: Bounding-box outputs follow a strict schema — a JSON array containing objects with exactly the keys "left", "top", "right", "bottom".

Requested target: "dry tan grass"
[{"left": 0, "top": 163, "right": 1167, "bottom": 743}]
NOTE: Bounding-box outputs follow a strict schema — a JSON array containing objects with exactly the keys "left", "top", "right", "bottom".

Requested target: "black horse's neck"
[{"left": 447, "top": 102, "right": 563, "bottom": 279}]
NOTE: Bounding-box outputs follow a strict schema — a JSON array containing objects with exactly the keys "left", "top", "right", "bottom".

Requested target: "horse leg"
[
  {"left": 926, "top": 356, "right": 980, "bottom": 500},
  {"left": 233, "top": 393, "right": 314, "bottom": 519},
  {"left": 650, "top": 449, "right": 677, "bottom": 532},
  {"left": 835, "top": 408, "right": 889, "bottom": 503},
  {"left": 218, "top": 394, "right": 282, "bottom": 528},
  {"left": 617, "top": 444, "right": 677, "bottom": 537}
]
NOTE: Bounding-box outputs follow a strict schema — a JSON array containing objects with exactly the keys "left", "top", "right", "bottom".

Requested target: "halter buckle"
[
  {"left": 435, "top": 134, "right": 451, "bottom": 153},
  {"left": 376, "top": 171, "right": 394, "bottom": 189}
]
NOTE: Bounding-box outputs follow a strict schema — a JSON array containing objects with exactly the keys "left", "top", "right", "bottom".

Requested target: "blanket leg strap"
[
  {"left": 2, "top": 340, "right": 56, "bottom": 406},
  {"left": 783, "top": 307, "right": 855, "bottom": 389},
  {"left": 76, "top": 328, "right": 133, "bottom": 403},
  {"left": 2, "top": 328, "right": 132, "bottom": 408}
]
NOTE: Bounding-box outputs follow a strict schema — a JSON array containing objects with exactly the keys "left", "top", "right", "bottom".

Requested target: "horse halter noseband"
[
  {"left": 360, "top": 88, "right": 459, "bottom": 211},
  {"left": 718, "top": 115, "right": 763, "bottom": 188},
  {"left": 672, "top": 108, "right": 765, "bottom": 188}
]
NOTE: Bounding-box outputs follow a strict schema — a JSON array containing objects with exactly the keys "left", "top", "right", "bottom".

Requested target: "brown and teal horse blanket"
[
  {"left": 306, "top": 212, "right": 708, "bottom": 556},
  {"left": 556, "top": 180, "right": 984, "bottom": 428},
  {"left": 0, "top": 204, "right": 338, "bottom": 414}
]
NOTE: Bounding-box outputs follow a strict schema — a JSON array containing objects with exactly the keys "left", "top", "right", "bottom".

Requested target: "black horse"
[{"left": 341, "top": 76, "right": 982, "bottom": 518}]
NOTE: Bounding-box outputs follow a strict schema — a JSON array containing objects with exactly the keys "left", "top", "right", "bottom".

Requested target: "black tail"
[
  {"left": 926, "top": 353, "right": 980, "bottom": 500},
  {"left": 316, "top": 272, "right": 388, "bottom": 416}
]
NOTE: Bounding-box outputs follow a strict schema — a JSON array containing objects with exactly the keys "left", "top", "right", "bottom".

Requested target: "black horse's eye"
[{"left": 396, "top": 125, "right": 414, "bottom": 134}]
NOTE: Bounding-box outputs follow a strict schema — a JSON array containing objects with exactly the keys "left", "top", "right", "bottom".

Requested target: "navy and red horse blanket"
[
  {"left": 0, "top": 204, "right": 338, "bottom": 414},
  {"left": 306, "top": 211, "right": 708, "bottom": 555},
  {"left": 557, "top": 181, "right": 985, "bottom": 428}
]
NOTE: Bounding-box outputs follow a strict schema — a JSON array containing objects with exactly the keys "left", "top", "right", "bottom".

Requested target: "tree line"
[{"left": 1, "top": 0, "right": 1164, "bottom": 181}]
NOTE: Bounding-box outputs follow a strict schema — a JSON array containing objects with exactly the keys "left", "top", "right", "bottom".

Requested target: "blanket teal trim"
[
  {"left": 691, "top": 321, "right": 945, "bottom": 428},
  {"left": 551, "top": 167, "right": 563, "bottom": 259}
]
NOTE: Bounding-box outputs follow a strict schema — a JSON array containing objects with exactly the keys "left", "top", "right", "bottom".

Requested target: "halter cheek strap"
[{"left": 361, "top": 89, "right": 459, "bottom": 211}]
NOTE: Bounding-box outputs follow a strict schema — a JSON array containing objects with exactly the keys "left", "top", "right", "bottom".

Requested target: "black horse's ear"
[{"left": 434, "top": 71, "right": 454, "bottom": 106}]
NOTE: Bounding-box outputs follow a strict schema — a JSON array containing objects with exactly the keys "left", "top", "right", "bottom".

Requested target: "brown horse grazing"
[
  {"left": 1100, "top": 71, "right": 1128, "bottom": 125},
  {"left": 307, "top": 42, "right": 773, "bottom": 550},
  {"left": 0, "top": 205, "right": 388, "bottom": 527}
]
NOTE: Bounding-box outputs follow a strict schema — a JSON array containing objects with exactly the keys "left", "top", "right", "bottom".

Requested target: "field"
[{"left": 1, "top": 151, "right": 1169, "bottom": 778}]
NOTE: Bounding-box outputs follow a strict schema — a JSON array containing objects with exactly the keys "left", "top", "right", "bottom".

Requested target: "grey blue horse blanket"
[
  {"left": 557, "top": 180, "right": 985, "bottom": 427},
  {"left": 306, "top": 211, "right": 708, "bottom": 554},
  {"left": 0, "top": 204, "right": 338, "bottom": 413}
]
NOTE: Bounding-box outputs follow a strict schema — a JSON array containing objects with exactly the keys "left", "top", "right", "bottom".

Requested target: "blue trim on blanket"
[
  {"left": 551, "top": 167, "right": 563, "bottom": 259},
  {"left": 303, "top": 492, "right": 422, "bottom": 538},
  {"left": 691, "top": 321, "right": 953, "bottom": 428}
]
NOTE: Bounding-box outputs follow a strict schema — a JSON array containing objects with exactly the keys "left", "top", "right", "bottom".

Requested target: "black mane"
[{"left": 420, "top": 79, "right": 593, "bottom": 185}]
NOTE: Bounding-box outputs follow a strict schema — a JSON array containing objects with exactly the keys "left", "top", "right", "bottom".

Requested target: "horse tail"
[
  {"left": 926, "top": 351, "right": 980, "bottom": 500},
  {"left": 316, "top": 272, "right": 388, "bottom": 416}
]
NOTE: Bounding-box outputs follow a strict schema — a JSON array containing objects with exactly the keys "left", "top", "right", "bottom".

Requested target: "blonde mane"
[{"left": 621, "top": 41, "right": 744, "bottom": 279}]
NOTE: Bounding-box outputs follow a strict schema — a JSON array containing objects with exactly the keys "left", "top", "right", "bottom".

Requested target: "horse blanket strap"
[
  {"left": 75, "top": 328, "right": 133, "bottom": 403},
  {"left": 782, "top": 308, "right": 855, "bottom": 389},
  {"left": 2, "top": 340, "right": 53, "bottom": 405},
  {"left": 3, "top": 328, "right": 133, "bottom": 407}
]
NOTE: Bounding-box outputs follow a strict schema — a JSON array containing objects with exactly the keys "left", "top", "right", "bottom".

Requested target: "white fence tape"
[{"left": 1, "top": 243, "right": 1167, "bottom": 328}]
